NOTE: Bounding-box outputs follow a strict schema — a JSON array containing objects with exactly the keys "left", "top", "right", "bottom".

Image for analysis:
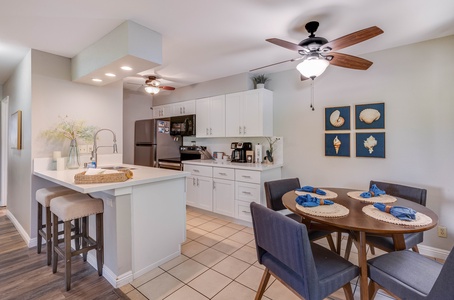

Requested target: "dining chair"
[
  {"left": 264, "top": 178, "right": 340, "bottom": 252},
  {"left": 344, "top": 180, "right": 427, "bottom": 259},
  {"left": 250, "top": 202, "right": 359, "bottom": 300},
  {"left": 367, "top": 247, "right": 454, "bottom": 299}
]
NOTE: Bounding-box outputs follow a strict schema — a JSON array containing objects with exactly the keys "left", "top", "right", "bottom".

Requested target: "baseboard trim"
[
  {"left": 419, "top": 244, "right": 450, "bottom": 261},
  {"left": 6, "top": 210, "right": 33, "bottom": 247},
  {"left": 86, "top": 252, "right": 133, "bottom": 288}
]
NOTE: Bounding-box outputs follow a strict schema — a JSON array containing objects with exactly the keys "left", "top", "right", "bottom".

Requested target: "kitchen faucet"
[{"left": 91, "top": 129, "right": 118, "bottom": 167}]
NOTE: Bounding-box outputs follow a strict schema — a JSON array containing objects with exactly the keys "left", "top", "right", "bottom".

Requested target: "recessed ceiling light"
[
  {"left": 92, "top": 78, "right": 103, "bottom": 82},
  {"left": 121, "top": 66, "right": 133, "bottom": 71},
  {"left": 105, "top": 73, "right": 116, "bottom": 77}
]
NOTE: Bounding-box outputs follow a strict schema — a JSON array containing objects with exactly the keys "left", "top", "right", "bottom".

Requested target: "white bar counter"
[{"left": 33, "top": 158, "right": 189, "bottom": 287}]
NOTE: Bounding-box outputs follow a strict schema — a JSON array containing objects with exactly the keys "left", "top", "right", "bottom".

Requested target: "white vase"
[{"left": 256, "top": 83, "right": 265, "bottom": 89}]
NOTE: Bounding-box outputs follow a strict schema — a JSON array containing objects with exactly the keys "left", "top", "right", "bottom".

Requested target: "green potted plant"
[{"left": 252, "top": 74, "right": 270, "bottom": 89}]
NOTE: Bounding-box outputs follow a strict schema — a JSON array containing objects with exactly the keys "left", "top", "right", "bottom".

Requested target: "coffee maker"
[{"left": 231, "top": 142, "right": 252, "bottom": 163}]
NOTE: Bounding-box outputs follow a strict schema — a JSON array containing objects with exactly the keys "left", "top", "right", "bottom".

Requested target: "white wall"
[{"left": 268, "top": 35, "right": 454, "bottom": 251}]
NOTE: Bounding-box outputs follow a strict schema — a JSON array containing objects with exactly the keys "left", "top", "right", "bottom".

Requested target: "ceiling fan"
[
  {"left": 128, "top": 75, "right": 176, "bottom": 95},
  {"left": 251, "top": 21, "right": 384, "bottom": 80}
]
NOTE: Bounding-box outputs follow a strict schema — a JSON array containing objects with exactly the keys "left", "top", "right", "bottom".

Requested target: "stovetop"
[{"left": 158, "top": 157, "right": 181, "bottom": 163}]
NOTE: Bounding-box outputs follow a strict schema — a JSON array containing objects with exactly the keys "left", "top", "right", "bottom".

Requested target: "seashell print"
[
  {"left": 329, "top": 110, "right": 345, "bottom": 127},
  {"left": 363, "top": 135, "right": 378, "bottom": 154},
  {"left": 359, "top": 108, "right": 380, "bottom": 124},
  {"left": 333, "top": 136, "right": 341, "bottom": 154}
]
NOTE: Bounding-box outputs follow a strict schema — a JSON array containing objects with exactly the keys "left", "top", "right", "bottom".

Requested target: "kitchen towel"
[
  {"left": 296, "top": 194, "right": 334, "bottom": 207},
  {"left": 296, "top": 185, "right": 327, "bottom": 195},
  {"left": 373, "top": 203, "right": 416, "bottom": 221},
  {"left": 360, "top": 184, "right": 386, "bottom": 198}
]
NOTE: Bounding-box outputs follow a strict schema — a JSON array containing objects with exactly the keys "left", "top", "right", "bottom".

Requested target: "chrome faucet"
[{"left": 91, "top": 129, "right": 118, "bottom": 167}]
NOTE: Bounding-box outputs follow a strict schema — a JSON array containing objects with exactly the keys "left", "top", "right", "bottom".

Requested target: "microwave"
[{"left": 170, "top": 115, "right": 196, "bottom": 136}]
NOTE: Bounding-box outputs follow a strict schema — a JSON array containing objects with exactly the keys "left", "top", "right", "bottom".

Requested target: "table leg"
[{"left": 358, "top": 231, "right": 369, "bottom": 300}]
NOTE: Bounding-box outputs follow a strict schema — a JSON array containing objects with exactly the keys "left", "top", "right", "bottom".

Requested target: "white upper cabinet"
[
  {"left": 196, "top": 95, "right": 226, "bottom": 137},
  {"left": 173, "top": 100, "right": 195, "bottom": 116},
  {"left": 225, "top": 89, "right": 273, "bottom": 137},
  {"left": 152, "top": 104, "right": 172, "bottom": 118}
]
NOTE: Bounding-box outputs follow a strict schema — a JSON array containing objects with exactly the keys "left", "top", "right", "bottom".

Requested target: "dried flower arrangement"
[{"left": 43, "top": 115, "right": 97, "bottom": 143}]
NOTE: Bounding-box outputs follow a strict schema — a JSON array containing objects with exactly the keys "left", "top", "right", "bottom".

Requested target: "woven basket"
[{"left": 74, "top": 169, "right": 133, "bottom": 184}]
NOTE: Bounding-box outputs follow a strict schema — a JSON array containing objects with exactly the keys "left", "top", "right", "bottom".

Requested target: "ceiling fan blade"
[
  {"left": 250, "top": 56, "right": 304, "bottom": 72},
  {"left": 160, "top": 86, "right": 175, "bottom": 91},
  {"left": 329, "top": 52, "right": 373, "bottom": 70},
  {"left": 266, "top": 38, "right": 304, "bottom": 52},
  {"left": 321, "top": 26, "right": 383, "bottom": 52}
]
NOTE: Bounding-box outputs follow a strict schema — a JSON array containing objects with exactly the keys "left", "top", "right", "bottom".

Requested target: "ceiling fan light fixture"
[
  {"left": 144, "top": 86, "right": 160, "bottom": 95},
  {"left": 296, "top": 57, "right": 329, "bottom": 78}
]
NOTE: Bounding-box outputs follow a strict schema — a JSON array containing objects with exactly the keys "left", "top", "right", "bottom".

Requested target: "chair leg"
[
  {"left": 255, "top": 268, "right": 271, "bottom": 300},
  {"left": 326, "top": 234, "right": 337, "bottom": 253},
  {"left": 52, "top": 213, "right": 59, "bottom": 274},
  {"left": 336, "top": 232, "right": 342, "bottom": 255},
  {"left": 368, "top": 280, "right": 379, "bottom": 300},
  {"left": 45, "top": 207, "right": 52, "bottom": 266},
  {"left": 412, "top": 245, "right": 420, "bottom": 253},
  {"left": 82, "top": 217, "right": 88, "bottom": 262},
  {"left": 344, "top": 236, "right": 353, "bottom": 260},
  {"left": 369, "top": 245, "right": 376, "bottom": 255},
  {"left": 74, "top": 218, "right": 80, "bottom": 251},
  {"left": 96, "top": 213, "right": 104, "bottom": 276},
  {"left": 342, "top": 282, "right": 354, "bottom": 300},
  {"left": 37, "top": 203, "right": 43, "bottom": 254},
  {"left": 64, "top": 220, "right": 72, "bottom": 291}
]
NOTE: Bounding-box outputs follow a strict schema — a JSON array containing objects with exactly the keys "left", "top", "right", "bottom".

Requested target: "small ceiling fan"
[
  {"left": 127, "top": 75, "right": 176, "bottom": 95},
  {"left": 251, "top": 21, "right": 384, "bottom": 80}
]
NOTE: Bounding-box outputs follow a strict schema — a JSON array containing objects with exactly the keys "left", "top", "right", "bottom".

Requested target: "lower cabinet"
[
  {"left": 185, "top": 165, "right": 213, "bottom": 211},
  {"left": 213, "top": 178, "right": 235, "bottom": 217}
]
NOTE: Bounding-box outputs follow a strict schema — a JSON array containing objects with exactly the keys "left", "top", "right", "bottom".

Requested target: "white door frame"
[{"left": 1, "top": 96, "right": 9, "bottom": 207}]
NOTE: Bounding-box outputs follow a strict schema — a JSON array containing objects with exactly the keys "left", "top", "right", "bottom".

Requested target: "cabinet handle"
[
  {"left": 197, "top": 178, "right": 199, "bottom": 186},
  {"left": 242, "top": 175, "right": 251, "bottom": 178},
  {"left": 242, "top": 191, "right": 252, "bottom": 195},
  {"left": 210, "top": 128, "right": 212, "bottom": 135},
  {"left": 219, "top": 172, "right": 227, "bottom": 176},
  {"left": 180, "top": 107, "right": 182, "bottom": 114},
  {"left": 193, "top": 169, "right": 200, "bottom": 173},
  {"left": 183, "top": 107, "right": 186, "bottom": 114},
  {"left": 241, "top": 210, "right": 251, "bottom": 214},
  {"left": 192, "top": 178, "right": 196, "bottom": 185},
  {"left": 206, "top": 128, "right": 209, "bottom": 135},
  {"left": 213, "top": 182, "right": 216, "bottom": 189},
  {"left": 239, "top": 126, "right": 242, "bottom": 134},
  {"left": 243, "top": 126, "right": 246, "bottom": 134}
]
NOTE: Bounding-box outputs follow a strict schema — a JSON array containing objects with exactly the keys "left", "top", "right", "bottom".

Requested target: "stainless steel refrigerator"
[{"left": 134, "top": 119, "right": 181, "bottom": 167}]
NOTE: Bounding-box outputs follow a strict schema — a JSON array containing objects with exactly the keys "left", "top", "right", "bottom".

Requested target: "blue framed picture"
[
  {"left": 325, "top": 106, "right": 350, "bottom": 131},
  {"left": 325, "top": 133, "right": 350, "bottom": 157},
  {"left": 355, "top": 103, "right": 385, "bottom": 129},
  {"left": 356, "top": 132, "right": 385, "bottom": 158}
]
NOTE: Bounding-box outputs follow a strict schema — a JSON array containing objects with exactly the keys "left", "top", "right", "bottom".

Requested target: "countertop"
[
  {"left": 33, "top": 163, "right": 190, "bottom": 194},
  {"left": 182, "top": 159, "right": 283, "bottom": 171}
]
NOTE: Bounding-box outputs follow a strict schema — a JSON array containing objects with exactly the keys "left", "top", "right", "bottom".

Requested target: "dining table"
[{"left": 282, "top": 187, "right": 438, "bottom": 300}]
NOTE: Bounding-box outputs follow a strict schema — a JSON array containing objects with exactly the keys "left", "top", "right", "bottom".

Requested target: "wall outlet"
[
  {"left": 87, "top": 144, "right": 94, "bottom": 153},
  {"left": 78, "top": 144, "right": 88, "bottom": 154},
  {"left": 437, "top": 226, "right": 447, "bottom": 238}
]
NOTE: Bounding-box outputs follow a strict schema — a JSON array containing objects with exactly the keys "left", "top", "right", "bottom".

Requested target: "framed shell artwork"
[
  {"left": 355, "top": 103, "right": 385, "bottom": 129},
  {"left": 356, "top": 132, "right": 385, "bottom": 158},
  {"left": 325, "top": 106, "right": 350, "bottom": 131},
  {"left": 325, "top": 133, "right": 350, "bottom": 157}
]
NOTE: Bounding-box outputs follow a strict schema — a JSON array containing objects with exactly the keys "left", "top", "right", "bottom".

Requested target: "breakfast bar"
[{"left": 33, "top": 160, "right": 189, "bottom": 288}]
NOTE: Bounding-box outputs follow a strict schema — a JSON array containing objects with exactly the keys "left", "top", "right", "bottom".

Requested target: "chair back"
[
  {"left": 428, "top": 247, "right": 454, "bottom": 298},
  {"left": 264, "top": 178, "right": 300, "bottom": 211},
  {"left": 250, "top": 202, "right": 319, "bottom": 298},
  {"left": 370, "top": 180, "right": 427, "bottom": 206}
]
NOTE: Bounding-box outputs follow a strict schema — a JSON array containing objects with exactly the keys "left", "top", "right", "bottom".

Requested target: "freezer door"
[
  {"left": 135, "top": 119, "right": 157, "bottom": 144},
  {"left": 134, "top": 145, "right": 157, "bottom": 167}
]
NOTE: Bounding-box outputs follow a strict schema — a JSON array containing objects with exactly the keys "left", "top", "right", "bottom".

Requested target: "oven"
[{"left": 158, "top": 145, "right": 205, "bottom": 170}]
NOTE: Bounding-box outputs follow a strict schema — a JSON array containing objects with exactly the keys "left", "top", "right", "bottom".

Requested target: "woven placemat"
[
  {"left": 347, "top": 191, "right": 397, "bottom": 204},
  {"left": 296, "top": 203, "right": 349, "bottom": 218},
  {"left": 362, "top": 205, "right": 432, "bottom": 226},
  {"left": 294, "top": 189, "right": 338, "bottom": 200}
]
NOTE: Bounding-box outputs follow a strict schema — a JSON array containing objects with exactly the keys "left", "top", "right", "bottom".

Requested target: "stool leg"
[
  {"left": 74, "top": 218, "right": 80, "bottom": 251},
  {"left": 64, "top": 220, "right": 72, "bottom": 291},
  {"left": 45, "top": 207, "right": 52, "bottom": 265},
  {"left": 96, "top": 213, "right": 103, "bottom": 276},
  {"left": 52, "top": 213, "right": 59, "bottom": 274},
  {"left": 37, "top": 203, "right": 43, "bottom": 254},
  {"left": 82, "top": 217, "right": 88, "bottom": 262}
]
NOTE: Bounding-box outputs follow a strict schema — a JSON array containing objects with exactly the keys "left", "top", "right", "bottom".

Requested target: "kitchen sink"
[{"left": 101, "top": 166, "right": 136, "bottom": 170}]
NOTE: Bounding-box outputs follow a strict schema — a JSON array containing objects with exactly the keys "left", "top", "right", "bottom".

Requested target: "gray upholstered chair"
[
  {"left": 264, "top": 178, "right": 340, "bottom": 253},
  {"left": 367, "top": 247, "right": 454, "bottom": 299},
  {"left": 344, "top": 180, "right": 427, "bottom": 259},
  {"left": 250, "top": 202, "right": 359, "bottom": 300}
]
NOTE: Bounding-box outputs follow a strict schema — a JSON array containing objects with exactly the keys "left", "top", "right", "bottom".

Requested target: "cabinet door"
[
  {"left": 213, "top": 178, "right": 234, "bottom": 217},
  {"left": 182, "top": 100, "right": 196, "bottom": 115},
  {"left": 152, "top": 105, "right": 163, "bottom": 118},
  {"left": 242, "top": 90, "right": 262, "bottom": 137},
  {"left": 225, "top": 92, "right": 242, "bottom": 137},
  {"left": 209, "top": 95, "right": 226, "bottom": 137},
  {"left": 196, "top": 97, "right": 211, "bottom": 137},
  {"left": 186, "top": 176, "right": 197, "bottom": 207},
  {"left": 196, "top": 176, "right": 213, "bottom": 211}
]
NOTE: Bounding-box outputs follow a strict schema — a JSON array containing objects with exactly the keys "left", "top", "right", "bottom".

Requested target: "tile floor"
[{"left": 119, "top": 207, "right": 401, "bottom": 300}]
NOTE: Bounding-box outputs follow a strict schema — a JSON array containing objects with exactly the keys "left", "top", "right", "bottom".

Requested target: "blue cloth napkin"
[
  {"left": 296, "top": 185, "right": 327, "bottom": 196},
  {"left": 295, "top": 194, "right": 334, "bottom": 207},
  {"left": 373, "top": 203, "right": 416, "bottom": 221},
  {"left": 360, "top": 184, "right": 386, "bottom": 198}
]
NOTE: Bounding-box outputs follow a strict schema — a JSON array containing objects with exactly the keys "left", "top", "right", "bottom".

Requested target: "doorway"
[{"left": 1, "top": 96, "right": 9, "bottom": 207}]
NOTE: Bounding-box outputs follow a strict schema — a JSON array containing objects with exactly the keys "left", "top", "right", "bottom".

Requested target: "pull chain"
[{"left": 310, "top": 78, "right": 315, "bottom": 111}]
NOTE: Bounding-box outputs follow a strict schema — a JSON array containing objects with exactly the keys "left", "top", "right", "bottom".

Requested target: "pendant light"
[
  {"left": 144, "top": 86, "right": 160, "bottom": 95},
  {"left": 296, "top": 54, "right": 329, "bottom": 111}
]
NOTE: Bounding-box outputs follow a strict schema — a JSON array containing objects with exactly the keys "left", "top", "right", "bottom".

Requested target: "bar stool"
[
  {"left": 36, "top": 186, "right": 77, "bottom": 265},
  {"left": 50, "top": 193, "right": 104, "bottom": 291}
]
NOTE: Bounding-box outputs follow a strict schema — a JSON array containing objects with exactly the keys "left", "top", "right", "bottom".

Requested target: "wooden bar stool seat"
[
  {"left": 36, "top": 186, "right": 77, "bottom": 265},
  {"left": 50, "top": 193, "right": 104, "bottom": 291}
]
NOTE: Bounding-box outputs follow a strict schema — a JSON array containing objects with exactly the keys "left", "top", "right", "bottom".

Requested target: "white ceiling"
[{"left": 1, "top": 0, "right": 454, "bottom": 92}]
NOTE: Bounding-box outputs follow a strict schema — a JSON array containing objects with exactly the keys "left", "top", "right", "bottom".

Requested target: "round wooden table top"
[{"left": 282, "top": 187, "right": 438, "bottom": 234}]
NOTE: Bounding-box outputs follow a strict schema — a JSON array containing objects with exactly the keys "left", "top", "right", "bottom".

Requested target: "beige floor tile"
[
  {"left": 247, "top": 239, "right": 256, "bottom": 248},
  {"left": 186, "top": 224, "right": 195, "bottom": 230},
  {"left": 137, "top": 272, "right": 184, "bottom": 300},
  {"left": 197, "top": 221, "right": 224, "bottom": 232},
  {"left": 264, "top": 279, "right": 301, "bottom": 300},
  {"left": 164, "top": 285, "right": 209, "bottom": 300},
  {"left": 186, "top": 214, "right": 196, "bottom": 221},
  {"left": 212, "top": 281, "right": 262, "bottom": 300},
  {"left": 212, "top": 238, "right": 244, "bottom": 255},
  {"left": 126, "top": 289, "right": 148, "bottom": 300},
  {"left": 198, "top": 214, "right": 216, "bottom": 221},
  {"left": 231, "top": 245, "right": 257, "bottom": 264},
  {"left": 188, "top": 269, "right": 232, "bottom": 298},
  {"left": 167, "top": 259, "right": 208, "bottom": 283},
  {"left": 192, "top": 247, "right": 228, "bottom": 267},
  {"left": 227, "top": 231, "right": 255, "bottom": 245},
  {"left": 119, "top": 283, "right": 135, "bottom": 294},
  {"left": 253, "top": 261, "right": 265, "bottom": 270},
  {"left": 195, "top": 232, "right": 225, "bottom": 247},
  {"left": 131, "top": 267, "right": 164, "bottom": 288},
  {"left": 241, "top": 226, "right": 254, "bottom": 234},
  {"left": 187, "top": 217, "right": 209, "bottom": 227},
  {"left": 212, "top": 256, "right": 250, "bottom": 279},
  {"left": 181, "top": 240, "right": 208, "bottom": 257},
  {"left": 211, "top": 218, "right": 230, "bottom": 225},
  {"left": 225, "top": 222, "right": 246, "bottom": 230},
  {"left": 235, "top": 265, "right": 274, "bottom": 292},
  {"left": 186, "top": 227, "right": 209, "bottom": 240},
  {"left": 211, "top": 225, "right": 240, "bottom": 238},
  {"left": 159, "top": 255, "right": 189, "bottom": 271}
]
